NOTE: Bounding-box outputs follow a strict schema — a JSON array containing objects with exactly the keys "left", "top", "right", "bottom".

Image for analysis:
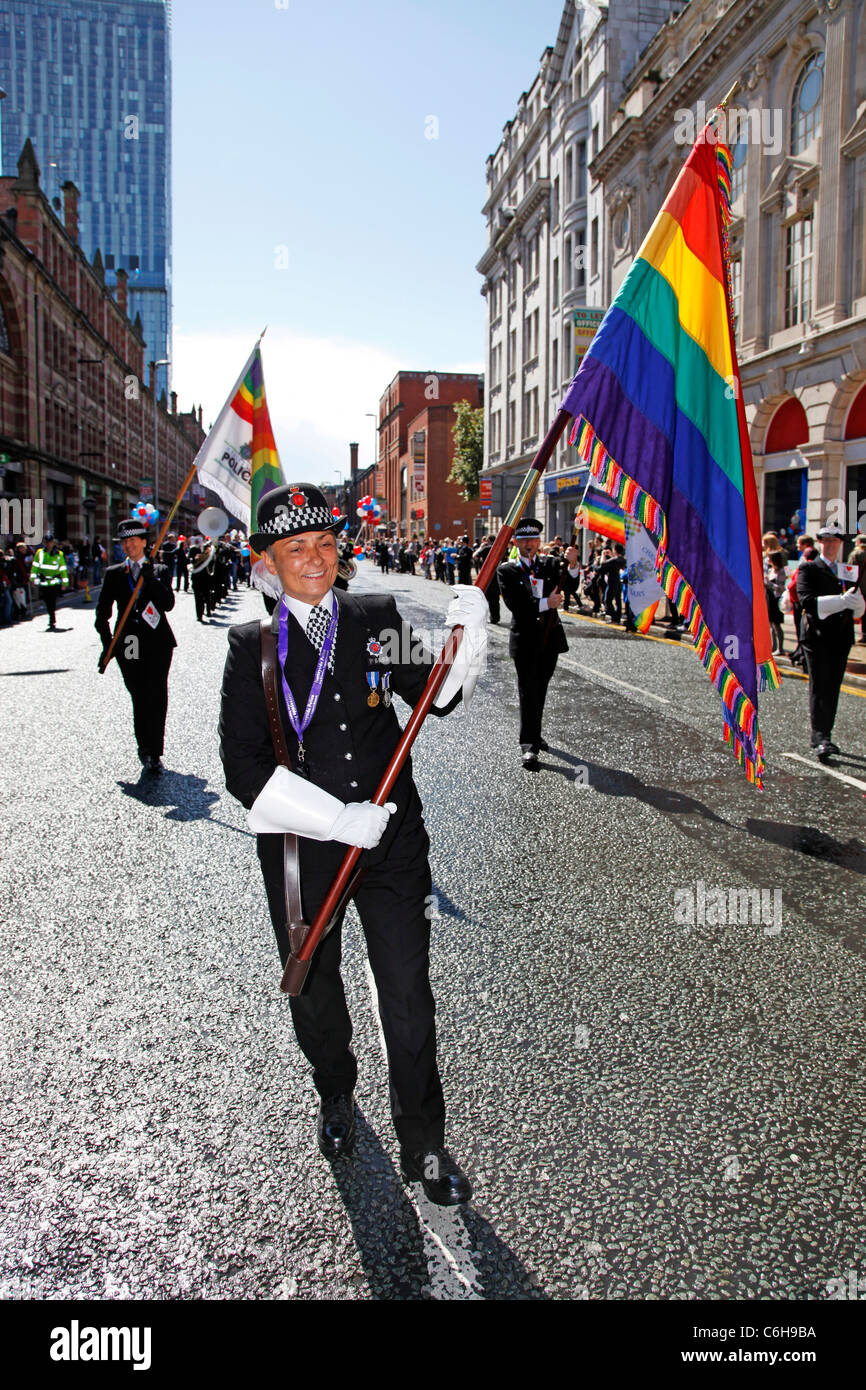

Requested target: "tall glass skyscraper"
[{"left": 0, "top": 0, "right": 172, "bottom": 394}]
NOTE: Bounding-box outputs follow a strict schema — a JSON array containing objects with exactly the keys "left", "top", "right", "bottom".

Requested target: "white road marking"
[
  {"left": 558, "top": 656, "right": 670, "bottom": 704},
  {"left": 363, "top": 959, "right": 483, "bottom": 1300},
  {"left": 781, "top": 753, "right": 866, "bottom": 792}
]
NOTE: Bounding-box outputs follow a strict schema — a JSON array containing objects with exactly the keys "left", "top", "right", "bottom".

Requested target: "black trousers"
[
  {"left": 191, "top": 577, "right": 210, "bottom": 620},
  {"left": 258, "top": 815, "right": 445, "bottom": 1151},
  {"left": 175, "top": 565, "right": 189, "bottom": 592},
  {"left": 801, "top": 638, "right": 850, "bottom": 744},
  {"left": 41, "top": 586, "right": 60, "bottom": 625},
  {"left": 117, "top": 647, "right": 173, "bottom": 757},
  {"left": 514, "top": 646, "right": 559, "bottom": 750}
]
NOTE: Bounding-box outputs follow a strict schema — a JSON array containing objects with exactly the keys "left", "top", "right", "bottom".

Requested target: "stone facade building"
[
  {"left": 598, "top": 0, "right": 866, "bottom": 544},
  {"left": 477, "top": 0, "right": 682, "bottom": 538},
  {"left": 0, "top": 140, "right": 203, "bottom": 548}
]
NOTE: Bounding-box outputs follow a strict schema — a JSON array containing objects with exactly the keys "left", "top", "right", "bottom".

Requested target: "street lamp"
[
  {"left": 149, "top": 358, "right": 170, "bottom": 512},
  {"left": 365, "top": 412, "right": 378, "bottom": 472}
]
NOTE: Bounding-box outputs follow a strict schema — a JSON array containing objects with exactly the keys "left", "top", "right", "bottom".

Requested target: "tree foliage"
[{"left": 448, "top": 399, "right": 485, "bottom": 501}]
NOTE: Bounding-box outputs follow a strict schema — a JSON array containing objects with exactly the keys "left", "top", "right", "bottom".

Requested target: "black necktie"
[{"left": 306, "top": 603, "right": 335, "bottom": 673}]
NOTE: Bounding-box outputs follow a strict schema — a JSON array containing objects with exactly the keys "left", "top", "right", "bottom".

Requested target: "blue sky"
[{"left": 171, "top": 0, "right": 565, "bottom": 480}]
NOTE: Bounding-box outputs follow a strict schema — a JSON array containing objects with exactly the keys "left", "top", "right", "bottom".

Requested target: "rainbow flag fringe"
[{"left": 572, "top": 414, "right": 776, "bottom": 784}]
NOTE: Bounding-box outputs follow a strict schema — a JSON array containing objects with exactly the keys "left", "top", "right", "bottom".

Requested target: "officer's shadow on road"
[
  {"left": 537, "top": 750, "right": 728, "bottom": 824},
  {"left": 117, "top": 769, "right": 221, "bottom": 821},
  {"left": 329, "top": 1109, "right": 547, "bottom": 1300}
]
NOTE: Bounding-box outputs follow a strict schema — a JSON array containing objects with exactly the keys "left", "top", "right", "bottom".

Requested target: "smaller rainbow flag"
[
  {"left": 193, "top": 342, "right": 283, "bottom": 530},
  {"left": 576, "top": 479, "right": 626, "bottom": 544},
  {"left": 635, "top": 601, "right": 659, "bottom": 634}
]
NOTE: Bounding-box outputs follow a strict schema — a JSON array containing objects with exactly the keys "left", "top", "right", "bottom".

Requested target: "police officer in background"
[
  {"left": 31, "top": 535, "right": 68, "bottom": 631},
  {"left": 497, "top": 517, "right": 580, "bottom": 770},
  {"left": 796, "top": 523, "right": 865, "bottom": 761},
  {"left": 95, "top": 517, "right": 177, "bottom": 773},
  {"left": 219, "top": 483, "right": 488, "bottom": 1204}
]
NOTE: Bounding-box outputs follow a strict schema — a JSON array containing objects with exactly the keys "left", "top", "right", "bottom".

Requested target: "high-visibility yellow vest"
[{"left": 31, "top": 548, "right": 68, "bottom": 587}]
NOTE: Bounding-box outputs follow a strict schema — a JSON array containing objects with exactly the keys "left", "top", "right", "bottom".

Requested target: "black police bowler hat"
[
  {"left": 249, "top": 483, "right": 346, "bottom": 551},
  {"left": 116, "top": 518, "right": 148, "bottom": 540},
  {"left": 514, "top": 516, "right": 543, "bottom": 538}
]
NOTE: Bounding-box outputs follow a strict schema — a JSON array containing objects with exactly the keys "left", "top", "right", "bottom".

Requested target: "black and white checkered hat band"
[{"left": 258, "top": 505, "right": 336, "bottom": 537}]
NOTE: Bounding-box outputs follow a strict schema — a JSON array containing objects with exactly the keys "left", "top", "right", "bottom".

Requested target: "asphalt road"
[{"left": 1, "top": 566, "right": 864, "bottom": 1302}]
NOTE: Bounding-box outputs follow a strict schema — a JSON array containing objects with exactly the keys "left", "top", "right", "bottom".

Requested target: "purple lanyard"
[{"left": 277, "top": 596, "right": 338, "bottom": 766}]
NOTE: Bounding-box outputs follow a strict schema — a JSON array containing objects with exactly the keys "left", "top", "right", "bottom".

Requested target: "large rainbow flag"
[
  {"left": 194, "top": 342, "right": 284, "bottom": 532},
  {"left": 560, "top": 122, "right": 778, "bottom": 785}
]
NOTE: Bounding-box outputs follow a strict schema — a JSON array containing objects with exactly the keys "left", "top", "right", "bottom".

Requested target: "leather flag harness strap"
[{"left": 259, "top": 617, "right": 364, "bottom": 965}]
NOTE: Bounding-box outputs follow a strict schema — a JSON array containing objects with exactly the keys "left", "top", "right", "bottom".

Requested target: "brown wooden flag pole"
[
  {"left": 98, "top": 461, "right": 199, "bottom": 674},
  {"left": 280, "top": 405, "right": 573, "bottom": 995}
]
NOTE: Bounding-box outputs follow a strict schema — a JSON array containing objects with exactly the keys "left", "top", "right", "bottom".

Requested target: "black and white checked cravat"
[{"left": 306, "top": 603, "right": 335, "bottom": 673}]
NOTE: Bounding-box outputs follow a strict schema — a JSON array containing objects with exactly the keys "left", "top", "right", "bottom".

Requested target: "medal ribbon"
[{"left": 277, "top": 597, "right": 338, "bottom": 763}]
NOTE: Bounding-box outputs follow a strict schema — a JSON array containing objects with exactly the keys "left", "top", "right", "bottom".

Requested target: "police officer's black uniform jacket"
[
  {"left": 796, "top": 558, "right": 856, "bottom": 650},
  {"left": 497, "top": 554, "right": 569, "bottom": 751},
  {"left": 497, "top": 554, "right": 569, "bottom": 660},
  {"left": 219, "top": 586, "right": 459, "bottom": 1150},
  {"left": 95, "top": 559, "right": 176, "bottom": 656},
  {"left": 796, "top": 556, "right": 855, "bottom": 744},
  {"left": 220, "top": 589, "right": 455, "bottom": 862},
  {"left": 95, "top": 559, "right": 176, "bottom": 757}
]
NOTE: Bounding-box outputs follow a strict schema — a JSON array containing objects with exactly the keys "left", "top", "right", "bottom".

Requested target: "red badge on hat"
[{"left": 291, "top": 491, "right": 306, "bottom": 507}]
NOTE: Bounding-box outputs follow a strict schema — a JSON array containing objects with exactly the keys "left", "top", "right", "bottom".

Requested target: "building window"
[
  {"left": 576, "top": 229, "right": 586, "bottom": 290},
  {"left": 551, "top": 339, "right": 559, "bottom": 390},
  {"left": 523, "top": 387, "right": 538, "bottom": 439},
  {"left": 527, "top": 232, "right": 539, "bottom": 283},
  {"left": 791, "top": 52, "right": 824, "bottom": 155},
  {"left": 591, "top": 124, "right": 599, "bottom": 160},
  {"left": 590, "top": 217, "right": 599, "bottom": 279},
  {"left": 508, "top": 328, "right": 517, "bottom": 375},
  {"left": 552, "top": 257, "right": 559, "bottom": 308},
  {"left": 577, "top": 141, "right": 586, "bottom": 199},
  {"left": 490, "top": 410, "right": 501, "bottom": 454},
  {"left": 565, "top": 148, "right": 573, "bottom": 204},
  {"left": 785, "top": 216, "right": 813, "bottom": 327},
  {"left": 523, "top": 311, "right": 538, "bottom": 361},
  {"left": 731, "top": 255, "right": 742, "bottom": 339},
  {"left": 552, "top": 176, "right": 560, "bottom": 226},
  {"left": 564, "top": 321, "right": 572, "bottom": 378},
  {"left": 731, "top": 140, "right": 747, "bottom": 203},
  {"left": 564, "top": 236, "right": 572, "bottom": 293},
  {"left": 507, "top": 399, "right": 516, "bottom": 447}
]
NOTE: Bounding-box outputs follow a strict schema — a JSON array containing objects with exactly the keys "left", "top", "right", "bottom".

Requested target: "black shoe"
[
  {"left": 522, "top": 750, "right": 540, "bottom": 771},
  {"left": 317, "top": 1093, "right": 355, "bottom": 1158},
  {"left": 816, "top": 742, "right": 833, "bottom": 763},
  {"left": 146, "top": 756, "right": 164, "bottom": 774},
  {"left": 400, "top": 1146, "right": 472, "bottom": 1206},
  {"left": 825, "top": 741, "right": 840, "bottom": 755},
  {"left": 536, "top": 738, "right": 549, "bottom": 752}
]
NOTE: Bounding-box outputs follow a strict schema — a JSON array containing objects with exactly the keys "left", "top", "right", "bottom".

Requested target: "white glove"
[
  {"left": 817, "top": 592, "right": 862, "bottom": 619},
  {"left": 444, "top": 584, "right": 490, "bottom": 630},
  {"left": 330, "top": 800, "right": 397, "bottom": 848},
  {"left": 248, "top": 766, "right": 396, "bottom": 848}
]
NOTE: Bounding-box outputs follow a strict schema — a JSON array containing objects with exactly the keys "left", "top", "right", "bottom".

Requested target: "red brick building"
[
  {"left": 0, "top": 140, "right": 204, "bottom": 547},
  {"left": 377, "top": 370, "right": 484, "bottom": 540}
]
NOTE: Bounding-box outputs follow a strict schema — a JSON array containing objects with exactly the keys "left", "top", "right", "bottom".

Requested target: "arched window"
[
  {"left": 791, "top": 52, "right": 824, "bottom": 154},
  {"left": 0, "top": 299, "right": 9, "bottom": 356},
  {"left": 844, "top": 382, "right": 866, "bottom": 440},
  {"left": 765, "top": 397, "right": 809, "bottom": 453}
]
